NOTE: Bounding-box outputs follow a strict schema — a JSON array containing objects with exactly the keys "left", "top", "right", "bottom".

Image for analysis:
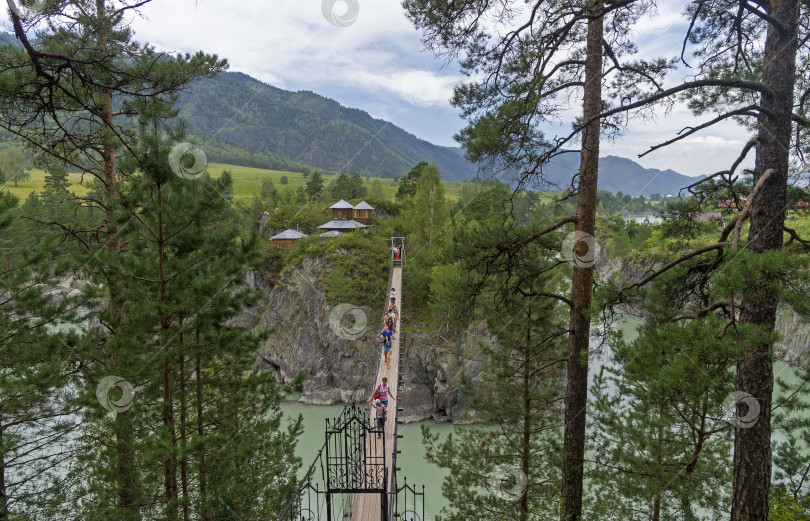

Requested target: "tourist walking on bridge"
[
  {"left": 374, "top": 399, "right": 387, "bottom": 438},
  {"left": 367, "top": 377, "right": 396, "bottom": 410},
  {"left": 379, "top": 325, "right": 397, "bottom": 369},
  {"left": 390, "top": 287, "right": 396, "bottom": 304},
  {"left": 384, "top": 312, "right": 395, "bottom": 334}
]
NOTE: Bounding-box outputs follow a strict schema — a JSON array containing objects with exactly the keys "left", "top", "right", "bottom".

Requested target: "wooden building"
[
  {"left": 330, "top": 199, "right": 354, "bottom": 220},
  {"left": 270, "top": 229, "right": 308, "bottom": 248},
  {"left": 317, "top": 199, "right": 372, "bottom": 234},
  {"left": 352, "top": 200, "right": 375, "bottom": 225}
]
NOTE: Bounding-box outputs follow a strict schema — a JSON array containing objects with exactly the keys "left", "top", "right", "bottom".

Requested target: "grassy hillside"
[
  {"left": 3, "top": 163, "right": 470, "bottom": 202},
  {"left": 3, "top": 169, "right": 90, "bottom": 199},
  {"left": 205, "top": 163, "right": 467, "bottom": 201}
]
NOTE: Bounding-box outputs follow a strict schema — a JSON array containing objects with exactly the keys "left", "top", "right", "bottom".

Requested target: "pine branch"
[
  {"left": 621, "top": 243, "right": 730, "bottom": 294},
  {"left": 732, "top": 168, "right": 775, "bottom": 246}
]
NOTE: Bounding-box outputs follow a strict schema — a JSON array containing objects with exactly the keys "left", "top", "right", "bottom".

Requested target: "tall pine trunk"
[
  {"left": 195, "top": 347, "right": 207, "bottom": 519},
  {"left": 157, "top": 185, "right": 179, "bottom": 519},
  {"left": 520, "top": 305, "right": 532, "bottom": 521},
  {"left": 179, "top": 349, "right": 190, "bottom": 521},
  {"left": 732, "top": 0, "right": 799, "bottom": 519},
  {"left": 0, "top": 414, "right": 7, "bottom": 521},
  {"left": 95, "top": 0, "right": 138, "bottom": 513},
  {"left": 561, "top": 2, "right": 603, "bottom": 520}
]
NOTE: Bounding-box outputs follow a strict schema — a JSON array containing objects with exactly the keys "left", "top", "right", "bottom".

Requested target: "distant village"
[{"left": 264, "top": 199, "right": 375, "bottom": 247}]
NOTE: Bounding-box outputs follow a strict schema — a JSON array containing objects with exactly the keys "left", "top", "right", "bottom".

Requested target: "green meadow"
[
  {"left": 2, "top": 162, "right": 566, "bottom": 205},
  {"left": 2, "top": 163, "right": 477, "bottom": 202}
]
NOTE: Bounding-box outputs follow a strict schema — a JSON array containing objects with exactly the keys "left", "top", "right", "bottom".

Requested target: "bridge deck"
[{"left": 352, "top": 264, "right": 402, "bottom": 520}]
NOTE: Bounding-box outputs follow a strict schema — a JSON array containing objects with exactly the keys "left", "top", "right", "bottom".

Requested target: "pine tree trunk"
[
  {"left": 561, "top": 3, "right": 603, "bottom": 520},
  {"left": 195, "top": 349, "right": 207, "bottom": 518},
  {"left": 520, "top": 306, "right": 531, "bottom": 521},
  {"left": 95, "top": 0, "right": 138, "bottom": 513},
  {"left": 158, "top": 185, "right": 179, "bottom": 519},
  {"left": 0, "top": 414, "right": 7, "bottom": 521},
  {"left": 732, "top": 1, "right": 799, "bottom": 519},
  {"left": 179, "top": 350, "right": 189, "bottom": 521}
]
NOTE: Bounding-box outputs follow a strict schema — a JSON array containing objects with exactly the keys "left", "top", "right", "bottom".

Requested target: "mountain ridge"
[
  {"left": 0, "top": 32, "right": 702, "bottom": 195},
  {"left": 178, "top": 71, "right": 702, "bottom": 195}
]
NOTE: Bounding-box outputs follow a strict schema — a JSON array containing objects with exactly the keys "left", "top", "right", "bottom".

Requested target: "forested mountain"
[
  {"left": 177, "top": 71, "right": 474, "bottom": 180},
  {"left": 178, "top": 71, "right": 702, "bottom": 194},
  {"left": 0, "top": 32, "right": 700, "bottom": 194},
  {"left": 540, "top": 154, "right": 703, "bottom": 196}
]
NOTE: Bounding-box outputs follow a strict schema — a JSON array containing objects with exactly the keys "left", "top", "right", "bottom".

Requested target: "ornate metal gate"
[{"left": 325, "top": 404, "right": 388, "bottom": 519}]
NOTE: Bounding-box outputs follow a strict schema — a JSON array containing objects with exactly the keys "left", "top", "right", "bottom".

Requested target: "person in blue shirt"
[{"left": 379, "top": 325, "right": 397, "bottom": 369}]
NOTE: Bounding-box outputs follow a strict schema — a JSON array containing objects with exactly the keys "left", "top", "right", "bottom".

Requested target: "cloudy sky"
[{"left": 1, "top": 0, "right": 756, "bottom": 177}]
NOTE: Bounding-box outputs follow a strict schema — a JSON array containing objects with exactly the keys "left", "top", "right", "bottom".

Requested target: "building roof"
[
  {"left": 317, "top": 220, "right": 369, "bottom": 230},
  {"left": 353, "top": 200, "right": 375, "bottom": 210},
  {"left": 318, "top": 231, "right": 341, "bottom": 237},
  {"left": 270, "top": 229, "right": 308, "bottom": 240},
  {"left": 695, "top": 212, "right": 724, "bottom": 222},
  {"left": 330, "top": 199, "right": 355, "bottom": 209}
]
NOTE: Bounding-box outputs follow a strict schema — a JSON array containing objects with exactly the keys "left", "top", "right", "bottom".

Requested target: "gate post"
[
  {"left": 381, "top": 466, "right": 389, "bottom": 521},
  {"left": 325, "top": 417, "right": 333, "bottom": 521}
]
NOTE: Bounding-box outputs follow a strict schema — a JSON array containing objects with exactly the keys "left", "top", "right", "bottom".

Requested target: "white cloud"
[{"left": 0, "top": 0, "right": 763, "bottom": 176}]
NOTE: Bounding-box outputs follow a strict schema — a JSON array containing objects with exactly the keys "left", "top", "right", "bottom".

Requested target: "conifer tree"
[
  {"left": 1, "top": 4, "right": 225, "bottom": 518},
  {"left": 61, "top": 93, "right": 303, "bottom": 521},
  {"left": 0, "top": 172, "right": 79, "bottom": 521},
  {"left": 588, "top": 312, "right": 739, "bottom": 520},
  {"left": 306, "top": 170, "right": 324, "bottom": 200},
  {"left": 423, "top": 211, "right": 568, "bottom": 521}
]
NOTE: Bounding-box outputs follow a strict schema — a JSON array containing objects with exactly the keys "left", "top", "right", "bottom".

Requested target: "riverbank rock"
[
  {"left": 253, "top": 257, "right": 381, "bottom": 405},
  {"left": 250, "top": 257, "right": 492, "bottom": 422}
]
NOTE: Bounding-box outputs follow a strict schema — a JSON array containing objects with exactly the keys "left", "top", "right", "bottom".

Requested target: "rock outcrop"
[
  {"left": 249, "top": 253, "right": 810, "bottom": 424},
  {"left": 250, "top": 257, "right": 493, "bottom": 422}
]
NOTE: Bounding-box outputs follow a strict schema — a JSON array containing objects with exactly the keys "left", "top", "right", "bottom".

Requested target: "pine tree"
[
  {"left": 64, "top": 95, "right": 303, "bottom": 521},
  {"left": 0, "top": 5, "right": 226, "bottom": 518},
  {"left": 588, "top": 313, "right": 739, "bottom": 520},
  {"left": 0, "top": 173, "right": 79, "bottom": 521},
  {"left": 423, "top": 209, "right": 568, "bottom": 521},
  {"left": 306, "top": 170, "right": 324, "bottom": 201}
]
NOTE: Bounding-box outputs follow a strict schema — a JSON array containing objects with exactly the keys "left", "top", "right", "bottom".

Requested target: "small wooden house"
[
  {"left": 330, "top": 199, "right": 354, "bottom": 220},
  {"left": 352, "top": 200, "right": 375, "bottom": 225},
  {"left": 317, "top": 199, "right": 372, "bottom": 234},
  {"left": 270, "top": 229, "right": 308, "bottom": 248}
]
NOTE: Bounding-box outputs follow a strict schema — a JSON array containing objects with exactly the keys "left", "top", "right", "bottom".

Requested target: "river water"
[{"left": 279, "top": 315, "right": 643, "bottom": 519}]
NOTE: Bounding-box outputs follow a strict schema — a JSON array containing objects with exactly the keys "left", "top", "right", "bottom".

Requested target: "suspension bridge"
[{"left": 278, "top": 237, "right": 425, "bottom": 521}]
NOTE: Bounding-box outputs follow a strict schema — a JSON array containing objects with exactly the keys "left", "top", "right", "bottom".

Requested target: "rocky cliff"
[
  {"left": 596, "top": 256, "right": 810, "bottom": 365},
  {"left": 249, "top": 253, "right": 809, "bottom": 424},
  {"left": 248, "top": 257, "right": 492, "bottom": 422}
]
